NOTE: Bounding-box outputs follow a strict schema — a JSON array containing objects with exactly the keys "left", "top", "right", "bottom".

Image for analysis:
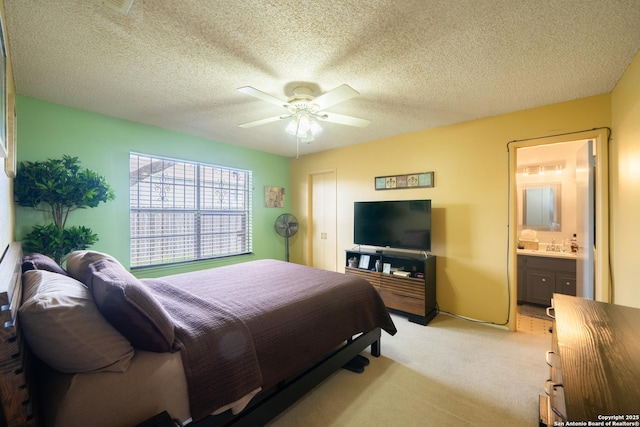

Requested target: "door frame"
[{"left": 507, "top": 129, "right": 610, "bottom": 329}]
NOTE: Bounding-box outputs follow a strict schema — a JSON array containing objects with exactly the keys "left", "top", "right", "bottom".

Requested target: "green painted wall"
[{"left": 15, "top": 96, "right": 291, "bottom": 277}]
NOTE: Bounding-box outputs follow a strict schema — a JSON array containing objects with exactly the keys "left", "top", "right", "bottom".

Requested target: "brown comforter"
[{"left": 144, "top": 259, "right": 396, "bottom": 421}]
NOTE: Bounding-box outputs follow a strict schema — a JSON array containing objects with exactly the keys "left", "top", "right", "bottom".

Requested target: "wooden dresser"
[
  {"left": 345, "top": 250, "right": 436, "bottom": 325},
  {"left": 540, "top": 294, "right": 640, "bottom": 425}
]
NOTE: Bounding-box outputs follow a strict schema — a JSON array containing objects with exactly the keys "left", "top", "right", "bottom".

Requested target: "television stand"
[{"left": 344, "top": 249, "right": 436, "bottom": 325}]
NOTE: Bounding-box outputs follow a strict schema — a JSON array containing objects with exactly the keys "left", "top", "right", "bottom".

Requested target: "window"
[{"left": 129, "top": 153, "right": 252, "bottom": 267}]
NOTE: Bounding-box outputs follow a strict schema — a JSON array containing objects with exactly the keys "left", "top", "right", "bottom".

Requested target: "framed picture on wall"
[
  {"left": 264, "top": 186, "right": 285, "bottom": 208},
  {"left": 0, "top": 13, "right": 6, "bottom": 159},
  {"left": 375, "top": 171, "right": 434, "bottom": 190}
]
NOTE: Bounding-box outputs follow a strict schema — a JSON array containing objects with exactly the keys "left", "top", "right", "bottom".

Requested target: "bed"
[{"left": 0, "top": 242, "right": 396, "bottom": 427}]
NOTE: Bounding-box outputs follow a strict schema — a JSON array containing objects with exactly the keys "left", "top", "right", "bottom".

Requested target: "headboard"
[{"left": 0, "top": 242, "right": 37, "bottom": 426}]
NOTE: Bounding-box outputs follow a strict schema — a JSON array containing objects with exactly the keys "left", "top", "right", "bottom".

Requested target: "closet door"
[{"left": 310, "top": 171, "right": 337, "bottom": 271}]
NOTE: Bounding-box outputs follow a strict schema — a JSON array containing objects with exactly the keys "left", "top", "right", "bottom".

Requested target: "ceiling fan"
[{"left": 237, "top": 84, "right": 371, "bottom": 143}]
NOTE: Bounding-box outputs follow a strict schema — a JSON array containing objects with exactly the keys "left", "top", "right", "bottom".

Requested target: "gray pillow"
[
  {"left": 22, "top": 253, "right": 68, "bottom": 276},
  {"left": 19, "top": 270, "right": 134, "bottom": 373},
  {"left": 89, "top": 259, "right": 175, "bottom": 353},
  {"left": 66, "top": 250, "right": 122, "bottom": 286}
]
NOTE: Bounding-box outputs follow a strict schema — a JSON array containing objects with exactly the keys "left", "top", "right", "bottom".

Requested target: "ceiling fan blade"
[
  {"left": 312, "top": 84, "right": 359, "bottom": 110},
  {"left": 239, "top": 115, "right": 288, "bottom": 128},
  {"left": 237, "top": 86, "right": 289, "bottom": 109},
  {"left": 317, "top": 112, "right": 371, "bottom": 128}
]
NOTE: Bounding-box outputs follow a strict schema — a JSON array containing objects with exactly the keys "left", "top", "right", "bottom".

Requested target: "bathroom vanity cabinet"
[{"left": 517, "top": 253, "right": 576, "bottom": 306}]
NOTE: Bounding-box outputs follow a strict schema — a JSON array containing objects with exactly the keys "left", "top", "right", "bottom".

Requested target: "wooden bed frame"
[
  {"left": 0, "top": 242, "right": 383, "bottom": 427},
  {"left": 0, "top": 243, "right": 36, "bottom": 426},
  {"left": 195, "top": 329, "right": 381, "bottom": 427}
]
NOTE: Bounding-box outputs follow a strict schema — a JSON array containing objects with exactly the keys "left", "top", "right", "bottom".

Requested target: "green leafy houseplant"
[{"left": 14, "top": 155, "right": 115, "bottom": 264}]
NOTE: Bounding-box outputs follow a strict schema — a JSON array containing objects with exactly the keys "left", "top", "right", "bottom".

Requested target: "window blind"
[{"left": 129, "top": 153, "right": 252, "bottom": 267}]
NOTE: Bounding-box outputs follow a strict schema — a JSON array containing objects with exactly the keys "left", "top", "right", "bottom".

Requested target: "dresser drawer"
[
  {"left": 546, "top": 351, "right": 563, "bottom": 387},
  {"left": 345, "top": 267, "right": 380, "bottom": 288},
  {"left": 378, "top": 288, "right": 425, "bottom": 316},
  {"left": 379, "top": 275, "right": 424, "bottom": 297},
  {"left": 544, "top": 380, "right": 567, "bottom": 423}
]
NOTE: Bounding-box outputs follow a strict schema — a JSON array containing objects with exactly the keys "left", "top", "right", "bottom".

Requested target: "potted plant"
[{"left": 14, "top": 155, "right": 115, "bottom": 264}]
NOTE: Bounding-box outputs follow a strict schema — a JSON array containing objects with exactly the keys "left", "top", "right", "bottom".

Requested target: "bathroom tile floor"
[{"left": 517, "top": 304, "right": 553, "bottom": 337}]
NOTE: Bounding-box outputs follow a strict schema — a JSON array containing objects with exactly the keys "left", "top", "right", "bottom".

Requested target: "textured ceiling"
[{"left": 5, "top": 0, "right": 640, "bottom": 158}]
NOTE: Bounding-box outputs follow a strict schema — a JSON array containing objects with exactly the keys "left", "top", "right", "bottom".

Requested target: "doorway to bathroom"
[{"left": 508, "top": 128, "right": 610, "bottom": 330}]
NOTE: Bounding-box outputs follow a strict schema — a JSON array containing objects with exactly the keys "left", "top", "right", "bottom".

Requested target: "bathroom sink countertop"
[{"left": 517, "top": 249, "right": 577, "bottom": 259}]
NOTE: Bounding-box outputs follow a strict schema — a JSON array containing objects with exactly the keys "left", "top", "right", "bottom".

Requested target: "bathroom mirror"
[{"left": 522, "top": 183, "right": 562, "bottom": 231}]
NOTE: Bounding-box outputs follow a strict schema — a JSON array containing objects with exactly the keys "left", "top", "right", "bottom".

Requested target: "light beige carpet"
[{"left": 269, "top": 313, "right": 549, "bottom": 426}]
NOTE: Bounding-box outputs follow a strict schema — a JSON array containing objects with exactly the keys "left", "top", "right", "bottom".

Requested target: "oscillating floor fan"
[{"left": 275, "top": 213, "right": 299, "bottom": 262}]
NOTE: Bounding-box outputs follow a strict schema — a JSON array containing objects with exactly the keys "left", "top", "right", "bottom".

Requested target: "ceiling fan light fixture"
[
  {"left": 309, "top": 119, "right": 322, "bottom": 135},
  {"left": 300, "top": 132, "right": 314, "bottom": 143},
  {"left": 285, "top": 120, "right": 298, "bottom": 136},
  {"left": 298, "top": 114, "right": 312, "bottom": 134},
  {"left": 285, "top": 112, "right": 322, "bottom": 141}
]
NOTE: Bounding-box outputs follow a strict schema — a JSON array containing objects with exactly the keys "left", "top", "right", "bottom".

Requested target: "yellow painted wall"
[
  {"left": 0, "top": 0, "right": 16, "bottom": 251},
  {"left": 290, "top": 94, "right": 611, "bottom": 328},
  {"left": 611, "top": 50, "right": 640, "bottom": 308}
]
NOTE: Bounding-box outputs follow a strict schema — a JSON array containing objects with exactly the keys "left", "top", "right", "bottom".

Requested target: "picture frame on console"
[
  {"left": 358, "top": 254, "right": 370, "bottom": 269},
  {"left": 383, "top": 263, "right": 391, "bottom": 274}
]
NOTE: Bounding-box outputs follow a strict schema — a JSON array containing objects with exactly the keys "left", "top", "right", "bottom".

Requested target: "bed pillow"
[
  {"left": 19, "top": 270, "right": 134, "bottom": 373},
  {"left": 21, "top": 253, "right": 68, "bottom": 276},
  {"left": 88, "top": 259, "right": 175, "bottom": 353},
  {"left": 66, "top": 250, "right": 123, "bottom": 286}
]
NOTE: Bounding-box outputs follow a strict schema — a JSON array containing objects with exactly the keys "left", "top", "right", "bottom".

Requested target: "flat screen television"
[{"left": 354, "top": 200, "right": 432, "bottom": 251}]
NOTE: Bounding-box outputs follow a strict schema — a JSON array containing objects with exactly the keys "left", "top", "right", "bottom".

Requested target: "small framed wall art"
[
  {"left": 264, "top": 186, "right": 285, "bottom": 208},
  {"left": 375, "top": 171, "right": 434, "bottom": 190}
]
